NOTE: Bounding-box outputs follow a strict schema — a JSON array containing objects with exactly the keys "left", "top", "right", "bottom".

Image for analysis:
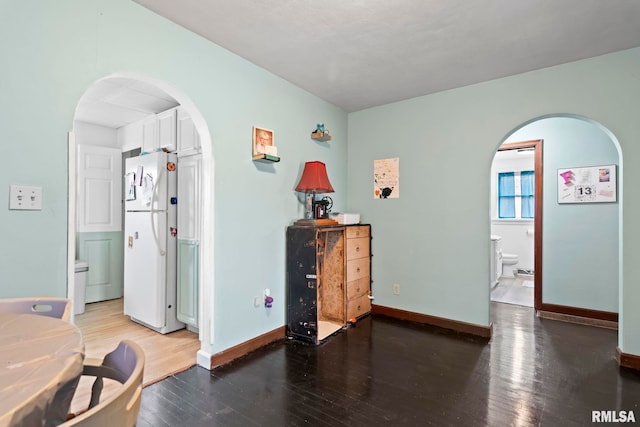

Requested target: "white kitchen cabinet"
[
  {"left": 157, "top": 108, "right": 177, "bottom": 152},
  {"left": 140, "top": 109, "right": 177, "bottom": 153},
  {"left": 177, "top": 154, "right": 201, "bottom": 240},
  {"left": 141, "top": 115, "right": 157, "bottom": 153},
  {"left": 177, "top": 108, "right": 200, "bottom": 157},
  {"left": 176, "top": 154, "right": 201, "bottom": 328}
]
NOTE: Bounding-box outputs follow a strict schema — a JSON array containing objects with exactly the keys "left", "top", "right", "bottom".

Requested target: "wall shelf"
[
  {"left": 311, "top": 132, "right": 332, "bottom": 142},
  {"left": 253, "top": 153, "right": 280, "bottom": 163}
]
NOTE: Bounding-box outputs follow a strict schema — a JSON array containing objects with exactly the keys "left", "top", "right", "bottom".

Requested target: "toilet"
[{"left": 501, "top": 253, "right": 519, "bottom": 279}]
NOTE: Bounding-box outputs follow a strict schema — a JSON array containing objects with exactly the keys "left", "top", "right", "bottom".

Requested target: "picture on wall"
[
  {"left": 252, "top": 126, "right": 277, "bottom": 157},
  {"left": 374, "top": 157, "right": 399, "bottom": 199},
  {"left": 557, "top": 164, "right": 617, "bottom": 203}
]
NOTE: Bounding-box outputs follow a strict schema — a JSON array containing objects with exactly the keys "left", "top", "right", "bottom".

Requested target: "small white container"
[
  {"left": 74, "top": 260, "right": 89, "bottom": 315},
  {"left": 332, "top": 213, "right": 360, "bottom": 225}
]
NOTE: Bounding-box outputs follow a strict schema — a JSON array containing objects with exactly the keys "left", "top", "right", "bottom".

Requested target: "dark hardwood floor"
[{"left": 137, "top": 303, "right": 640, "bottom": 426}]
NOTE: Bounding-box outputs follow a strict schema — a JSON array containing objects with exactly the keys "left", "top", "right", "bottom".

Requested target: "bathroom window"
[
  {"left": 498, "top": 171, "right": 534, "bottom": 219},
  {"left": 520, "top": 171, "right": 534, "bottom": 218}
]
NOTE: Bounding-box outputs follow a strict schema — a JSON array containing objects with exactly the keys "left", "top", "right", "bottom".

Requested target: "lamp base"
[{"left": 294, "top": 218, "right": 339, "bottom": 226}]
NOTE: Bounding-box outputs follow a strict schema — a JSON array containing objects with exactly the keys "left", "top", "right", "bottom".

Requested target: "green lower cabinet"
[
  {"left": 77, "top": 232, "right": 123, "bottom": 303},
  {"left": 177, "top": 239, "right": 199, "bottom": 327}
]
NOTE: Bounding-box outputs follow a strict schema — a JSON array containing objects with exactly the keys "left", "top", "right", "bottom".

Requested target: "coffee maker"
[{"left": 313, "top": 196, "right": 333, "bottom": 219}]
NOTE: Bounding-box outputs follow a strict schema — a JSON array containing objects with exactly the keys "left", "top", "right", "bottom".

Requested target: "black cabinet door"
[{"left": 286, "top": 227, "right": 318, "bottom": 342}]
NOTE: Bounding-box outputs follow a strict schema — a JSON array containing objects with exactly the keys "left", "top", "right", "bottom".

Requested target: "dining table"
[{"left": 0, "top": 313, "right": 85, "bottom": 427}]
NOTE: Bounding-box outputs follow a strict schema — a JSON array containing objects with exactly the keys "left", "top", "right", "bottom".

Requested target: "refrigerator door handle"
[{"left": 150, "top": 165, "right": 166, "bottom": 256}]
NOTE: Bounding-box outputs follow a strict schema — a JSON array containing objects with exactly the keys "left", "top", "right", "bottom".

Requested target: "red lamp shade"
[{"left": 295, "top": 161, "right": 334, "bottom": 193}]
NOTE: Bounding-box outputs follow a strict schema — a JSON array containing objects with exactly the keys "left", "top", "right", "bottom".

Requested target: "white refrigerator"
[{"left": 124, "top": 151, "right": 184, "bottom": 334}]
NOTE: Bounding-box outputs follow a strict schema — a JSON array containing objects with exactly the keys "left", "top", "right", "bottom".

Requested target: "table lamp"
[{"left": 295, "top": 161, "right": 335, "bottom": 223}]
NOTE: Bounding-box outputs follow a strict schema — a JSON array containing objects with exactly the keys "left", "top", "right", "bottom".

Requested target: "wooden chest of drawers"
[
  {"left": 286, "top": 224, "right": 372, "bottom": 344},
  {"left": 345, "top": 225, "right": 371, "bottom": 320}
]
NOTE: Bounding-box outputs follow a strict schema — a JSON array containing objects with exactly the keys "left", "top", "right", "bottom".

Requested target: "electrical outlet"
[
  {"left": 392, "top": 283, "right": 400, "bottom": 295},
  {"left": 9, "top": 185, "right": 42, "bottom": 210},
  {"left": 253, "top": 296, "right": 262, "bottom": 307}
]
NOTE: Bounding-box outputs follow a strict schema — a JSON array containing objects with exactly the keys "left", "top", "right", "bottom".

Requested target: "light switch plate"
[{"left": 9, "top": 185, "right": 42, "bottom": 210}]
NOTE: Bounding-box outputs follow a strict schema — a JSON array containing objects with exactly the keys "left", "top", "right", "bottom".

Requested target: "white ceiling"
[
  {"left": 77, "top": 1, "right": 640, "bottom": 128},
  {"left": 75, "top": 77, "right": 179, "bottom": 128},
  {"left": 131, "top": 0, "right": 640, "bottom": 112}
]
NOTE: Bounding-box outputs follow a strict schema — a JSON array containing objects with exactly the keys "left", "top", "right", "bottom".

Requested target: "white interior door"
[
  {"left": 77, "top": 145, "right": 124, "bottom": 302},
  {"left": 77, "top": 145, "right": 122, "bottom": 233}
]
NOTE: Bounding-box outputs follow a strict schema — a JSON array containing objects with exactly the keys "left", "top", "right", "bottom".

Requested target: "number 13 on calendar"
[{"left": 574, "top": 184, "right": 596, "bottom": 201}]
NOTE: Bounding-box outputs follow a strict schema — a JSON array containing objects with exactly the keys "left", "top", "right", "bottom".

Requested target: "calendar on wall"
[{"left": 557, "top": 165, "right": 617, "bottom": 204}]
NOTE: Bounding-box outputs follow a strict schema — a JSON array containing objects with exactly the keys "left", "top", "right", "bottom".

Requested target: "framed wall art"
[
  {"left": 252, "top": 126, "right": 279, "bottom": 162},
  {"left": 252, "top": 126, "right": 275, "bottom": 156}
]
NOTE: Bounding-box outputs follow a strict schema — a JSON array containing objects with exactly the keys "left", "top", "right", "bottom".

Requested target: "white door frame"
[{"left": 67, "top": 132, "right": 77, "bottom": 322}]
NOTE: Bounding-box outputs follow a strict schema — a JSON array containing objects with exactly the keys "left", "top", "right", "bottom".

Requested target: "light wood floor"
[{"left": 70, "top": 298, "right": 200, "bottom": 413}]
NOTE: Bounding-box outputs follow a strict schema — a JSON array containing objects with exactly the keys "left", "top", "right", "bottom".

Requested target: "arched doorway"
[
  {"left": 67, "top": 73, "right": 215, "bottom": 369},
  {"left": 491, "top": 115, "right": 621, "bottom": 323}
]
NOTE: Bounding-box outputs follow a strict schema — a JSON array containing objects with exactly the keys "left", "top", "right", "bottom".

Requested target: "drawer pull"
[
  {"left": 356, "top": 267, "right": 360, "bottom": 273},
  {"left": 355, "top": 246, "right": 360, "bottom": 252}
]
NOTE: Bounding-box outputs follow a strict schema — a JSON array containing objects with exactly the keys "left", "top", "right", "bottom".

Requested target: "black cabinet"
[{"left": 286, "top": 225, "right": 346, "bottom": 344}]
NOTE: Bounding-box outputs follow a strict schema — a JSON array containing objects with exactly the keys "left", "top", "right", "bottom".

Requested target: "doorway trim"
[{"left": 497, "top": 140, "right": 543, "bottom": 310}]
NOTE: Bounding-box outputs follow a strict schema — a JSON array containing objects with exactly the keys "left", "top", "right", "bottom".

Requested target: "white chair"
[
  {"left": 0, "top": 297, "right": 72, "bottom": 321},
  {"left": 63, "top": 340, "right": 145, "bottom": 427}
]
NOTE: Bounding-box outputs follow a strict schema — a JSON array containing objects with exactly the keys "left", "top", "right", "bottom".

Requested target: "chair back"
[
  {"left": 62, "top": 340, "right": 145, "bottom": 427},
  {"left": 0, "top": 297, "right": 72, "bottom": 320}
]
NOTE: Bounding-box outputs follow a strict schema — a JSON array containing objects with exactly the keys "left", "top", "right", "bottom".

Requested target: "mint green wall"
[
  {"left": 0, "top": 0, "right": 347, "bottom": 354},
  {"left": 347, "top": 48, "right": 640, "bottom": 355},
  {"left": 506, "top": 117, "right": 619, "bottom": 312}
]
